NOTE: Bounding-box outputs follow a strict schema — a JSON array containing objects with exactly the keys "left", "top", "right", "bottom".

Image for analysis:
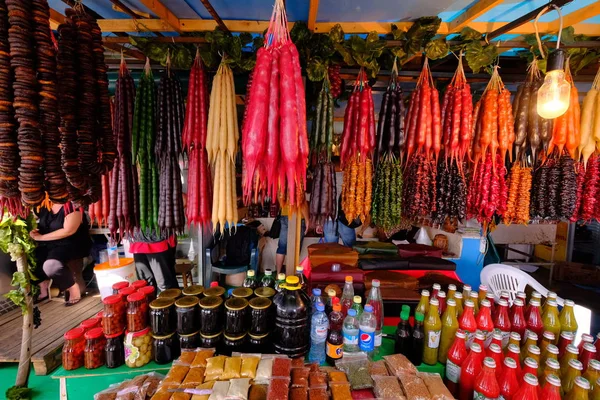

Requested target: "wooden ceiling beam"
[
  {"left": 138, "top": 0, "right": 182, "bottom": 33},
  {"left": 49, "top": 8, "right": 65, "bottom": 30},
  {"left": 104, "top": 43, "right": 146, "bottom": 60},
  {"left": 308, "top": 0, "right": 320, "bottom": 31},
  {"left": 199, "top": 0, "right": 230, "bottom": 33},
  {"left": 447, "top": 0, "right": 505, "bottom": 33},
  {"left": 558, "top": 1, "right": 600, "bottom": 29}
]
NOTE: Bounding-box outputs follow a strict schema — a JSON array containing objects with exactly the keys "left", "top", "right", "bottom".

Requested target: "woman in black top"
[{"left": 30, "top": 202, "right": 91, "bottom": 306}]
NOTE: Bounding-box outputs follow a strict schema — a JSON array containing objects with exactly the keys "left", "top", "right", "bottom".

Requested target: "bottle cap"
[
  {"left": 421, "top": 290, "right": 430, "bottom": 297},
  {"left": 464, "top": 299, "right": 474, "bottom": 308},
  {"left": 507, "top": 344, "right": 520, "bottom": 354},
  {"left": 532, "top": 291, "right": 541, "bottom": 299},
  {"left": 316, "top": 302, "right": 325, "bottom": 312},
  {"left": 480, "top": 299, "right": 491, "bottom": 308},
  {"left": 364, "top": 305, "right": 373, "bottom": 313},
  {"left": 312, "top": 288, "right": 321, "bottom": 296},
  {"left": 479, "top": 284, "right": 488, "bottom": 291},
  {"left": 210, "top": 281, "right": 219, "bottom": 287},
  {"left": 504, "top": 357, "right": 517, "bottom": 368},
  {"left": 372, "top": 279, "right": 380, "bottom": 288},
  {"left": 470, "top": 343, "right": 482, "bottom": 353},
  {"left": 588, "top": 359, "right": 600, "bottom": 372},
  {"left": 333, "top": 303, "right": 341, "bottom": 312},
  {"left": 400, "top": 310, "right": 409, "bottom": 320},
  {"left": 509, "top": 332, "right": 521, "bottom": 342},
  {"left": 429, "top": 298, "right": 439, "bottom": 306},
  {"left": 513, "top": 298, "right": 524, "bottom": 306},
  {"left": 328, "top": 289, "right": 336, "bottom": 297},
  {"left": 543, "top": 331, "right": 556, "bottom": 341},
  {"left": 489, "top": 343, "right": 501, "bottom": 353},
  {"left": 448, "top": 284, "right": 457, "bottom": 291},
  {"left": 565, "top": 299, "right": 575, "bottom": 306},
  {"left": 265, "top": 269, "right": 273, "bottom": 276},
  {"left": 247, "top": 270, "right": 255, "bottom": 277},
  {"left": 574, "top": 377, "right": 591, "bottom": 390},
  {"left": 492, "top": 331, "right": 502, "bottom": 341},
  {"left": 447, "top": 299, "right": 456, "bottom": 307},
  {"left": 528, "top": 344, "right": 540, "bottom": 355},
  {"left": 286, "top": 276, "right": 300, "bottom": 285},
  {"left": 401, "top": 305, "right": 410, "bottom": 313},
  {"left": 547, "top": 299, "right": 557, "bottom": 306},
  {"left": 455, "top": 330, "right": 466, "bottom": 339},
  {"left": 483, "top": 357, "right": 496, "bottom": 368},
  {"left": 345, "top": 276, "right": 353, "bottom": 283},
  {"left": 353, "top": 296, "right": 361, "bottom": 304},
  {"left": 277, "top": 273, "right": 286, "bottom": 280},
  {"left": 561, "top": 331, "right": 574, "bottom": 340},
  {"left": 415, "top": 313, "right": 424, "bottom": 322},
  {"left": 470, "top": 292, "right": 478, "bottom": 299},
  {"left": 498, "top": 298, "right": 508, "bottom": 306},
  {"left": 566, "top": 344, "right": 579, "bottom": 355},
  {"left": 545, "top": 374, "right": 561, "bottom": 387},
  {"left": 526, "top": 332, "right": 538, "bottom": 342},
  {"left": 463, "top": 284, "right": 472, "bottom": 291},
  {"left": 296, "top": 266, "right": 303, "bottom": 272},
  {"left": 546, "top": 344, "right": 559, "bottom": 355},
  {"left": 433, "top": 283, "right": 441, "bottom": 290},
  {"left": 475, "top": 331, "right": 485, "bottom": 340},
  {"left": 546, "top": 358, "right": 560, "bottom": 369},
  {"left": 500, "top": 291, "right": 509, "bottom": 298},
  {"left": 347, "top": 309, "right": 357, "bottom": 317},
  {"left": 582, "top": 333, "right": 594, "bottom": 343},
  {"left": 524, "top": 358, "right": 538, "bottom": 369},
  {"left": 332, "top": 297, "right": 340, "bottom": 305},
  {"left": 523, "top": 373, "right": 539, "bottom": 386},
  {"left": 454, "top": 292, "right": 463, "bottom": 299},
  {"left": 569, "top": 359, "right": 583, "bottom": 370},
  {"left": 486, "top": 293, "right": 495, "bottom": 300},
  {"left": 530, "top": 299, "right": 541, "bottom": 306},
  {"left": 547, "top": 291, "right": 557, "bottom": 298},
  {"left": 438, "top": 291, "right": 446, "bottom": 298},
  {"left": 516, "top": 291, "right": 526, "bottom": 299}
]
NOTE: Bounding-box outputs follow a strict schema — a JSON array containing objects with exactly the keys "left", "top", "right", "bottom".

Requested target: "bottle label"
[
  {"left": 482, "top": 330, "right": 493, "bottom": 348},
  {"left": 465, "top": 330, "right": 475, "bottom": 348},
  {"left": 359, "top": 329, "right": 375, "bottom": 352},
  {"left": 501, "top": 330, "right": 510, "bottom": 348},
  {"left": 473, "top": 391, "right": 495, "bottom": 400},
  {"left": 343, "top": 331, "right": 358, "bottom": 346},
  {"left": 374, "top": 333, "right": 382, "bottom": 347},
  {"left": 314, "top": 326, "right": 328, "bottom": 340},
  {"left": 427, "top": 330, "right": 441, "bottom": 349},
  {"left": 445, "top": 359, "right": 461, "bottom": 383},
  {"left": 326, "top": 341, "right": 343, "bottom": 359}
]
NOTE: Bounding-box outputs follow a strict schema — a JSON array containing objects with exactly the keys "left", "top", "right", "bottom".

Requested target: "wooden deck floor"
[{"left": 0, "top": 293, "right": 102, "bottom": 375}]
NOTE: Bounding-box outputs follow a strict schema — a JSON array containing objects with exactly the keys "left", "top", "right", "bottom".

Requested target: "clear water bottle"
[
  {"left": 343, "top": 308, "right": 360, "bottom": 354},
  {"left": 310, "top": 288, "right": 324, "bottom": 314},
  {"left": 308, "top": 302, "right": 329, "bottom": 364},
  {"left": 366, "top": 279, "right": 384, "bottom": 348},
  {"left": 359, "top": 304, "right": 377, "bottom": 359},
  {"left": 340, "top": 276, "right": 354, "bottom": 317}
]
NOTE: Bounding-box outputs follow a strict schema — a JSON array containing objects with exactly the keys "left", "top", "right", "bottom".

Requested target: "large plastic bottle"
[
  {"left": 308, "top": 302, "right": 329, "bottom": 364},
  {"left": 343, "top": 308, "right": 360, "bottom": 353},
  {"left": 366, "top": 279, "right": 384, "bottom": 348},
  {"left": 311, "top": 288, "right": 324, "bottom": 314},
  {"left": 340, "top": 276, "right": 354, "bottom": 317},
  {"left": 359, "top": 304, "right": 377, "bottom": 359},
  {"left": 272, "top": 275, "right": 310, "bottom": 357}
]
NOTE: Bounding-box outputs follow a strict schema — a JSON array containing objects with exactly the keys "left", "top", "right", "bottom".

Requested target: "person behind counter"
[
  {"left": 30, "top": 201, "right": 91, "bottom": 306},
  {"left": 130, "top": 232, "right": 179, "bottom": 292},
  {"left": 318, "top": 195, "right": 360, "bottom": 248},
  {"left": 275, "top": 200, "right": 309, "bottom": 274}
]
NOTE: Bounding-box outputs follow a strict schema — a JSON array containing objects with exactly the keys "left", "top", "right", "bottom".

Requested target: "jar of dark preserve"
[
  {"left": 149, "top": 298, "right": 176, "bottom": 336},
  {"left": 204, "top": 286, "right": 225, "bottom": 298},
  {"left": 105, "top": 330, "right": 125, "bottom": 368},
  {"left": 158, "top": 288, "right": 182, "bottom": 301},
  {"left": 232, "top": 287, "right": 253, "bottom": 300},
  {"left": 112, "top": 281, "right": 129, "bottom": 295},
  {"left": 200, "top": 331, "right": 222, "bottom": 348},
  {"left": 182, "top": 285, "right": 204, "bottom": 298},
  {"left": 131, "top": 280, "right": 147, "bottom": 290},
  {"left": 179, "top": 331, "right": 200, "bottom": 350},
  {"left": 153, "top": 332, "right": 179, "bottom": 364},
  {"left": 102, "top": 294, "right": 125, "bottom": 335},
  {"left": 199, "top": 296, "right": 223, "bottom": 336},
  {"left": 63, "top": 327, "right": 85, "bottom": 370},
  {"left": 126, "top": 292, "right": 148, "bottom": 332},
  {"left": 84, "top": 327, "right": 105, "bottom": 369},
  {"left": 249, "top": 297, "right": 271, "bottom": 336},
  {"left": 254, "top": 287, "right": 275, "bottom": 299},
  {"left": 224, "top": 297, "right": 248, "bottom": 336},
  {"left": 248, "top": 332, "right": 270, "bottom": 354},
  {"left": 175, "top": 296, "right": 200, "bottom": 335},
  {"left": 221, "top": 332, "right": 247, "bottom": 356},
  {"left": 138, "top": 285, "right": 156, "bottom": 303}
]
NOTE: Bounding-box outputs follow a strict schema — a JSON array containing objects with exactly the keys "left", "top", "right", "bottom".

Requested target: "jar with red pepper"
[
  {"left": 112, "top": 281, "right": 129, "bottom": 295},
  {"left": 84, "top": 327, "right": 105, "bottom": 369},
  {"left": 102, "top": 294, "right": 125, "bottom": 335},
  {"left": 126, "top": 292, "right": 148, "bottom": 332},
  {"left": 138, "top": 285, "right": 156, "bottom": 303},
  {"left": 119, "top": 286, "right": 136, "bottom": 299},
  {"left": 63, "top": 327, "right": 85, "bottom": 370},
  {"left": 80, "top": 317, "right": 101, "bottom": 334}
]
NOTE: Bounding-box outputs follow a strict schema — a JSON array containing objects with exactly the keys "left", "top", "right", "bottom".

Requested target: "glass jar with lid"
[
  {"left": 204, "top": 285, "right": 225, "bottom": 298},
  {"left": 119, "top": 286, "right": 136, "bottom": 299},
  {"left": 225, "top": 297, "right": 249, "bottom": 336},
  {"left": 182, "top": 284, "right": 204, "bottom": 298},
  {"left": 232, "top": 287, "right": 253, "bottom": 300},
  {"left": 126, "top": 292, "right": 148, "bottom": 332},
  {"left": 63, "top": 327, "right": 85, "bottom": 370},
  {"left": 248, "top": 332, "right": 270, "bottom": 354},
  {"left": 199, "top": 296, "right": 223, "bottom": 336},
  {"left": 112, "top": 281, "right": 129, "bottom": 295},
  {"left": 221, "top": 332, "right": 247, "bottom": 356},
  {"left": 102, "top": 294, "right": 125, "bottom": 335},
  {"left": 105, "top": 330, "right": 125, "bottom": 368},
  {"left": 124, "top": 327, "right": 152, "bottom": 368},
  {"left": 138, "top": 285, "right": 156, "bottom": 303},
  {"left": 131, "top": 280, "right": 147, "bottom": 290},
  {"left": 255, "top": 287, "right": 275, "bottom": 299},
  {"left": 249, "top": 297, "right": 271, "bottom": 336},
  {"left": 179, "top": 331, "right": 201, "bottom": 350},
  {"left": 200, "top": 331, "right": 222, "bottom": 348},
  {"left": 175, "top": 296, "right": 200, "bottom": 335},
  {"left": 158, "top": 288, "right": 182, "bottom": 301},
  {"left": 150, "top": 298, "right": 176, "bottom": 336},
  {"left": 84, "top": 327, "right": 106, "bottom": 369},
  {"left": 80, "top": 317, "right": 101, "bottom": 334},
  {"left": 153, "top": 332, "right": 179, "bottom": 364}
]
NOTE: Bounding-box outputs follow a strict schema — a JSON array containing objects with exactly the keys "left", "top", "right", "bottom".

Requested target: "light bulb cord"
[{"left": 534, "top": 4, "right": 563, "bottom": 59}]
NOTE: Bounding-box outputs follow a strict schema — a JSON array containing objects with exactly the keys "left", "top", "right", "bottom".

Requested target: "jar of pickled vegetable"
[
  {"left": 232, "top": 287, "right": 253, "bottom": 300},
  {"left": 255, "top": 287, "right": 275, "bottom": 299},
  {"left": 225, "top": 297, "right": 248, "bottom": 336},
  {"left": 158, "top": 288, "right": 182, "bottom": 300},
  {"left": 182, "top": 284, "right": 204, "bottom": 298},
  {"left": 204, "top": 286, "right": 225, "bottom": 298},
  {"left": 200, "top": 331, "right": 222, "bottom": 348},
  {"left": 80, "top": 317, "right": 101, "bottom": 334},
  {"left": 222, "top": 332, "right": 247, "bottom": 356},
  {"left": 248, "top": 332, "right": 270, "bottom": 354},
  {"left": 249, "top": 297, "right": 271, "bottom": 336},
  {"left": 112, "top": 281, "right": 129, "bottom": 295},
  {"left": 153, "top": 332, "right": 179, "bottom": 364},
  {"left": 63, "top": 327, "right": 85, "bottom": 370},
  {"left": 126, "top": 292, "right": 148, "bottom": 332},
  {"left": 175, "top": 296, "right": 200, "bottom": 335},
  {"left": 179, "top": 331, "right": 201, "bottom": 350},
  {"left": 199, "top": 296, "right": 223, "bottom": 336},
  {"left": 131, "top": 280, "right": 147, "bottom": 290},
  {"left": 138, "top": 285, "right": 156, "bottom": 303},
  {"left": 84, "top": 327, "right": 105, "bottom": 369},
  {"left": 102, "top": 294, "right": 125, "bottom": 335},
  {"left": 150, "top": 298, "right": 176, "bottom": 336},
  {"left": 105, "top": 330, "right": 125, "bottom": 368},
  {"left": 124, "top": 327, "right": 152, "bottom": 368}
]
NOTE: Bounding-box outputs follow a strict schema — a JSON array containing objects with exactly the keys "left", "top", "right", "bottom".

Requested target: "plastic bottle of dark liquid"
[
  {"left": 395, "top": 305, "right": 412, "bottom": 355},
  {"left": 272, "top": 275, "right": 310, "bottom": 357},
  {"left": 409, "top": 312, "right": 425, "bottom": 365},
  {"left": 326, "top": 303, "right": 344, "bottom": 365}
]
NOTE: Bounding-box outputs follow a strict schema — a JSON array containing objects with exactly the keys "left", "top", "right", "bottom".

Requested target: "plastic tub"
[{"left": 94, "top": 258, "right": 136, "bottom": 299}]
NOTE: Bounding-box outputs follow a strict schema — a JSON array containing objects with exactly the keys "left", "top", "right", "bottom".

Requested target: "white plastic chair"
[{"left": 480, "top": 263, "right": 564, "bottom": 306}]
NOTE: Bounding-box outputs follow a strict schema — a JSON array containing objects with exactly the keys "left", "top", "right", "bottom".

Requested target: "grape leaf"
[
  {"left": 425, "top": 38, "right": 449, "bottom": 60},
  {"left": 465, "top": 42, "right": 498, "bottom": 74}
]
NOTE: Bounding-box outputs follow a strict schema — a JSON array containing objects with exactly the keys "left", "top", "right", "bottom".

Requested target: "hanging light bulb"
[{"left": 537, "top": 48, "right": 570, "bottom": 119}]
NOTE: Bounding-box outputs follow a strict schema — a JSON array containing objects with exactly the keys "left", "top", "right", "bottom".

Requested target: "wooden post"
[
  {"left": 285, "top": 212, "right": 298, "bottom": 276},
  {"left": 16, "top": 254, "right": 32, "bottom": 387},
  {"left": 294, "top": 211, "right": 301, "bottom": 267}
]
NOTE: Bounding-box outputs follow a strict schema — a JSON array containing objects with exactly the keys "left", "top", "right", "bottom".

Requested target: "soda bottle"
[
  {"left": 295, "top": 266, "right": 307, "bottom": 291},
  {"left": 474, "top": 357, "right": 500, "bottom": 400},
  {"left": 325, "top": 289, "right": 336, "bottom": 315},
  {"left": 542, "top": 299, "right": 562, "bottom": 341},
  {"left": 470, "top": 292, "right": 480, "bottom": 315},
  {"left": 415, "top": 290, "right": 430, "bottom": 316},
  {"left": 358, "top": 304, "right": 377, "bottom": 359},
  {"left": 584, "top": 360, "right": 600, "bottom": 388},
  {"left": 486, "top": 343, "right": 504, "bottom": 381},
  {"left": 438, "top": 291, "right": 447, "bottom": 316},
  {"left": 423, "top": 298, "right": 442, "bottom": 365},
  {"left": 527, "top": 345, "right": 541, "bottom": 364},
  {"left": 460, "top": 299, "right": 478, "bottom": 347},
  {"left": 521, "top": 333, "right": 538, "bottom": 362},
  {"left": 511, "top": 298, "right": 528, "bottom": 340},
  {"left": 563, "top": 359, "right": 583, "bottom": 395},
  {"left": 476, "top": 299, "right": 494, "bottom": 347},
  {"left": 558, "top": 332, "right": 575, "bottom": 358},
  {"left": 514, "top": 291, "right": 527, "bottom": 309},
  {"left": 561, "top": 345, "right": 580, "bottom": 377},
  {"left": 340, "top": 276, "right": 354, "bottom": 317},
  {"left": 508, "top": 332, "right": 522, "bottom": 350},
  {"left": 494, "top": 299, "right": 512, "bottom": 348},
  {"left": 445, "top": 330, "right": 468, "bottom": 396},
  {"left": 542, "top": 358, "right": 561, "bottom": 382},
  {"left": 395, "top": 305, "right": 412, "bottom": 356},
  {"left": 458, "top": 343, "right": 484, "bottom": 400},
  {"left": 474, "top": 331, "right": 486, "bottom": 348},
  {"left": 326, "top": 303, "right": 344, "bottom": 365},
  {"left": 540, "top": 331, "right": 556, "bottom": 355},
  {"left": 342, "top": 308, "right": 360, "bottom": 353},
  {"left": 491, "top": 331, "right": 503, "bottom": 349},
  {"left": 432, "top": 283, "right": 441, "bottom": 300},
  {"left": 410, "top": 313, "right": 425, "bottom": 366},
  {"left": 539, "top": 344, "right": 559, "bottom": 377},
  {"left": 525, "top": 292, "right": 542, "bottom": 321},
  {"left": 448, "top": 284, "right": 457, "bottom": 300},
  {"left": 593, "top": 377, "right": 600, "bottom": 400},
  {"left": 260, "top": 269, "right": 275, "bottom": 288},
  {"left": 579, "top": 334, "right": 595, "bottom": 354},
  {"left": 499, "top": 357, "right": 521, "bottom": 400},
  {"left": 507, "top": 344, "right": 524, "bottom": 380},
  {"left": 455, "top": 292, "right": 464, "bottom": 318},
  {"left": 439, "top": 298, "right": 458, "bottom": 364},
  {"left": 351, "top": 295, "right": 363, "bottom": 318},
  {"left": 513, "top": 373, "right": 540, "bottom": 400},
  {"left": 524, "top": 358, "right": 540, "bottom": 379},
  {"left": 595, "top": 333, "right": 600, "bottom": 356},
  {"left": 462, "top": 284, "right": 472, "bottom": 302},
  {"left": 541, "top": 374, "right": 562, "bottom": 400},
  {"left": 275, "top": 273, "right": 286, "bottom": 292},
  {"left": 559, "top": 300, "right": 578, "bottom": 337},
  {"left": 581, "top": 344, "right": 598, "bottom": 374},
  {"left": 486, "top": 292, "right": 496, "bottom": 318},
  {"left": 308, "top": 302, "right": 329, "bottom": 364},
  {"left": 311, "top": 288, "right": 324, "bottom": 314},
  {"left": 542, "top": 291, "right": 558, "bottom": 314},
  {"left": 565, "top": 376, "right": 590, "bottom": 400},
  {"left": 366, "top": 279, "right": 384, "bottom": 348},
  {"left": 500, "top": 291, "right": 510, "bottom": 303},
  {"left": 478, "top": 284, "right": 488, "bottom": 304},
  {"left": 243, "top": 270, "right": 258, "bottom": 289}
]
